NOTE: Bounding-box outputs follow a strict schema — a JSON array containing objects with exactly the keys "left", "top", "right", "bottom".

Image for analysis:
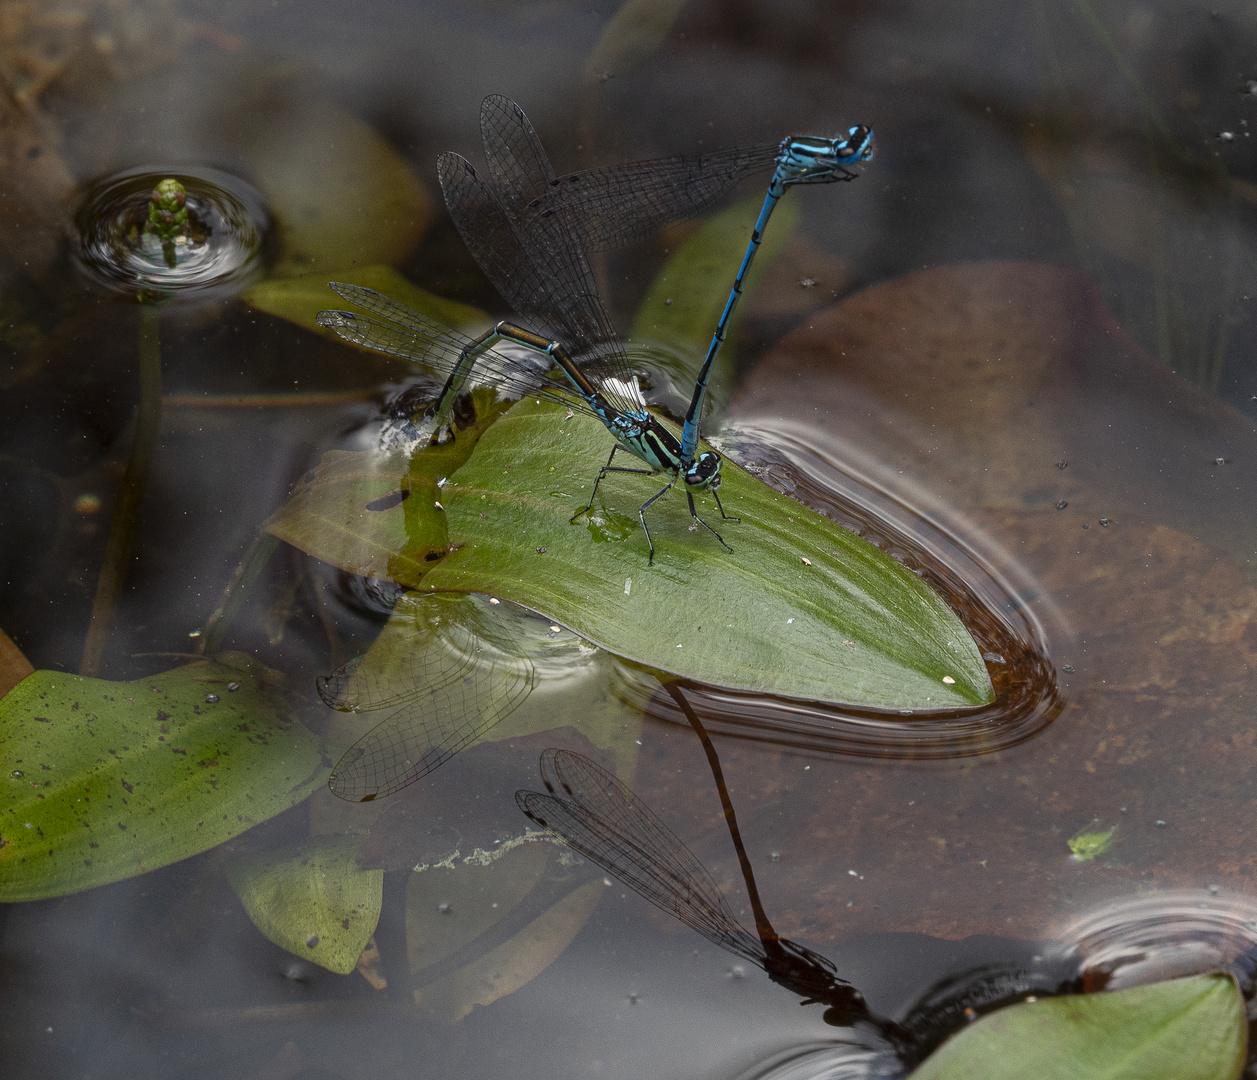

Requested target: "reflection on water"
[
  {"left": 75, "top": 166, "right": 270, "bottom": 301},
  {"left": 1061, "top": 891, "right": 1257, "bottom": 995},
  {"left": 734, "top": 1043, "right": 898, "bottom": 1080},
  {"left": 4, "top": 0, "right": 1257, "bottom": 1077}
]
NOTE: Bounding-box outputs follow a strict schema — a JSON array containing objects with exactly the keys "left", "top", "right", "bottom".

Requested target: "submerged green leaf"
[
  {"left": 246, "top": 103, "right": 434, "bottom": 277},
  {"left": 245, "top": 264, "right": 486, "bottom": 339},
  {"left": 227, "top": 835, "right": 383, "bottom": 974},
  {"left": 582, "top": 0, "right": 689, "bottom": 82},
  {"left": 908, "top": 974, "right": 1246, "bottom": 1080},
  {"left": 263, "top": 388, "right": 512, "bottom": 582},
  {"left": 324, "top": 593, "right": 540, "bottom": 801},
  {"left": 321, "top": 592, "right": 644, "bottom": 801},
  {"left": 1069, "top": 824, "right": 1117, "bottom": 861},
  {"left": 411, "top": 399, "right": 991, "bottom": 710},
  {"left": 408, "top": 840, "right": 603, "bottom": 1022},
  {"left": 0, "top": 655, "right": 325, "bottom": 902}
]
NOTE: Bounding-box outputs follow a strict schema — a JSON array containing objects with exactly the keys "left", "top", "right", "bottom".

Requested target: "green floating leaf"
[
  {"left": 413, "top": 400, "right": 991, "bottom": 710},
  {"left": 226, "top": 835, "right": 383, "bottom": 975},
  {"left": 263, "top": 388, "right": 512, "bottom": 583},
  {"left": 630, "top": 190, "right": 798, "bottom": 411},
  {"left": 0, "top": 655, "right": 325, "bottom": 902},
  {"left": 245, "top": 264, "right": 486, "bottom": 339},
  {"left": 908, "top": 974, "right": 1246, "bottom": 1080}
]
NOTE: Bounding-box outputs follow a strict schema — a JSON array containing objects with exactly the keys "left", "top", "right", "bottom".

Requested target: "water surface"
[{"left": 3, "top": 1, "right": 1257, "bottom": 1078}]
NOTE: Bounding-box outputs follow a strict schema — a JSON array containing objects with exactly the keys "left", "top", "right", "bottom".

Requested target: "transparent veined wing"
[
  {"left": 322, "top": 593, "right": 539, "bottom": 801},
  {"left": 516, "top": 748, "right": 763, "bottom": 965}
]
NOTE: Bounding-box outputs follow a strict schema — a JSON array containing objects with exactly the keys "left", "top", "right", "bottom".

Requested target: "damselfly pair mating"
[{"left": 318, "top": 95, "right": 873, "bottom": 563}]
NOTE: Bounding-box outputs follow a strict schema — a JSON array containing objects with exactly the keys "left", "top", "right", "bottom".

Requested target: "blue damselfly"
[
  {"left": 315, "top": 99, "right": 873, "bottom": 801},
  {"left": 318, "top": 95, "right": 873, "bottom": 563}
]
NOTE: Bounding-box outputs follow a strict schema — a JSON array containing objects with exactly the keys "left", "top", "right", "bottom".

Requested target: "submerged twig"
[
  {"left": 80, "top": 304, "right": 162, "bottom": 677},
  {"left": 196, "top": 531, "right": 279, "bottom": 655}
]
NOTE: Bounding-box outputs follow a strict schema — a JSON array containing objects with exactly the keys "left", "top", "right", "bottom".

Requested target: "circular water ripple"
[
  {"left": 1059, "top": 890, "right": 1257, "bottom": 993},
  {"left": 733, "top": 1042, "right": 899, "bottom": 1080},
  {"left": 75, "top": 166, "right": 269, "bottom": 301}
]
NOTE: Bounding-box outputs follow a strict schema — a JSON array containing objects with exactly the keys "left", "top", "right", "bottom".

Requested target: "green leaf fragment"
[
  {"left": 226, "top": 835, "right": 383, "bottom": 975},
  {"left": 908, "top": 973, "right": 1246, "bottom": 1080},
  {"left": 0, "top": 655, "right": 325, "bottom": 902},
  {"left": 1069, "top": 824, "right": 1117, "bottom": 861}
]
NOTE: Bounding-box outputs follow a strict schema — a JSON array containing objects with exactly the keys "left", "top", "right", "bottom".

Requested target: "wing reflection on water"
[
  {"left": 516, "top": 746, "right": 895, "bottom": 1038},
  {"left": 319, "top": 593, "right": 578, "bottom": 801},
  {"left": 516, "top": 686, "right": 1087, "bottom": 1072}
]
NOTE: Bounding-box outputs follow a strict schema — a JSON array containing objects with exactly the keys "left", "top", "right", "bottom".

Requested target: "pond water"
[{"left": 3, "top": 0, "right": 1257, "bottom": 1077}]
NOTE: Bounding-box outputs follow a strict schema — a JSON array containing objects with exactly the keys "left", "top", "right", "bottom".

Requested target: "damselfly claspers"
[{"left": 318, "top": 96, "right": 873, "bottom": 563}]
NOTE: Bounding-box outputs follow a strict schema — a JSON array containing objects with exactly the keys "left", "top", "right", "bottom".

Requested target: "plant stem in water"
[
  {"left": 663, "top": 680, "right": 780, "bottom": 944},
  {"left": 195, "top": 532, "right": 279, "bottom": 655},
  {"left": 80, "top": 305, "right": 163, "bottom": 677}
]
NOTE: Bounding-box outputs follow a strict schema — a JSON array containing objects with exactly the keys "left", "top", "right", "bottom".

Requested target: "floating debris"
[{"left": 1068, "top": 825, "right": 1116, "bottom": 861}]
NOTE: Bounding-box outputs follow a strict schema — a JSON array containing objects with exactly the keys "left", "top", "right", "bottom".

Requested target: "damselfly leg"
[{"left": 572, "top": 443, "right": 736, "bottom": 564}]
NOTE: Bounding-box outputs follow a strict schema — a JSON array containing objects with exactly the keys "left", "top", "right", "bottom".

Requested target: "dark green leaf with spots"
[
  {"left": 0, "top": 654, "right": 325, "bottom": 902},
  {"left": 410, "top": 399, "right": 991, "bottom": 710}
]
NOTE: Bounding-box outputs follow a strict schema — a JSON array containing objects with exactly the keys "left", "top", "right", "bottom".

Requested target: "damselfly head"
[
  {"left": 780, "top": 126, "right": 875, "bottom": 185},
  {"left": 840, "top": 125, "right": 875, "bottom": 163},
  {"left": 683, "top": 451, "right": 722, "bottom": 490}
]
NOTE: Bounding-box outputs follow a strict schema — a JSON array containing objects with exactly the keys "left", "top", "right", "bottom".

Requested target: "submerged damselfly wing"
[
  {"left": 320, "top": 593, "right": 541, "bottom": 801},
  {"left": 515, "top": 748, "right": 881, "bottom": 1030}
]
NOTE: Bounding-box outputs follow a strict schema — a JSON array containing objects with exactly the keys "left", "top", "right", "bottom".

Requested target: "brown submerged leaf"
[{"left": 631, "top": 261, "right": 1257, "bottom": 943}]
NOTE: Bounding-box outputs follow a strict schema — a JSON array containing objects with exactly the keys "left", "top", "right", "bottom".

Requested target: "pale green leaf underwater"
[{"left": 226, "top": 835, "right": 383, "bottom": 975}]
